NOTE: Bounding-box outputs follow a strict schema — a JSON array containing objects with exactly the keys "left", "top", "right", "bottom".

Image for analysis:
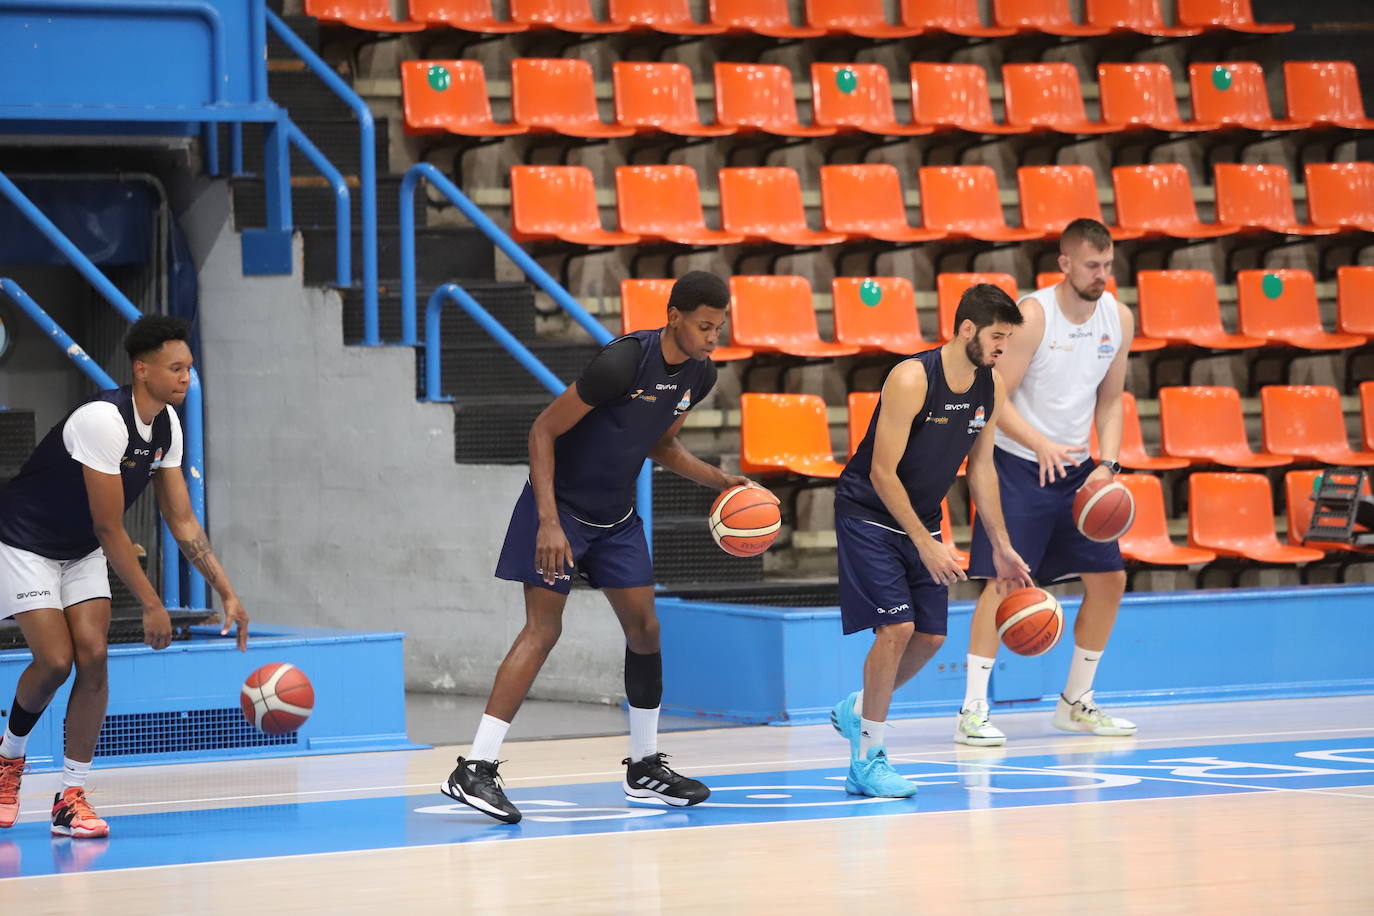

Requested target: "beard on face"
[
  {"left": 964, "top": 334, "right": 996, "bottom": 367},
  {"left": 1071, "top": 278, "right": 1106, "bottom": 301}
]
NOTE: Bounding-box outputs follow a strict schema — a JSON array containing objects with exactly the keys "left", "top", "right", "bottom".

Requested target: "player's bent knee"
[
  {"left": 1084, "top": 570, "right": 1127, "bottom": 599},
  {"left": 874, "top": 621, "right": 916, "bottom": 642},
  {"left": 913, "top": 632, "right": 946, "bottom": 650},
  {"left": 30, "top": 649, "right": 74, "bottom": 688}
]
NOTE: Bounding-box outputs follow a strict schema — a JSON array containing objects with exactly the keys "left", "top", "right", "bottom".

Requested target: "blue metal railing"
[
  {"left": 286, "top": 119, "right": 351, "bottom": 287},
  {"left": 265, "top": 9, "right": 378, "bottom": 343},
  {"left": 401, "top": 163, "right": 653, "bottom": 553},
  {"left": 0, "top": 171, "right": 207, "bottom": 608},
  {"left": 0, "top": 279, "right": 119, "bottom": 389}
]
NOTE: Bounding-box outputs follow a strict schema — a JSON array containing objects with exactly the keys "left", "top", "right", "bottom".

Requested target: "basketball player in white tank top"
[{"left": 956, "top": 219, "right": 1138, "bottom": 745}]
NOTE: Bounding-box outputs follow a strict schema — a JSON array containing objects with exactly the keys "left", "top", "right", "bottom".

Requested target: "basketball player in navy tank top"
[
  {"left": 0, "top": 317, "right": 250, "bottom": 838},
  {"left": 829, "top": 285, "right": 1033, "bottom": 797},
  {"left": 442, "top": 272, "right": 757, "bottom": 824}
]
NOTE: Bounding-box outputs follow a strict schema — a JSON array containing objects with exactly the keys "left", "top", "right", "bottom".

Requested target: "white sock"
[
  {"left": 62, "top": 757, "right": 92, "bottom": 789},
  {"left": 628, "top": 705, "right": 660, "bottom": 763},
  {"left": 468, "top": 714, "right": 511, "bottom": 763},
  {"left": 858, "top": 717, "right": 885, "bottom": 758},
  {"left": 1063, "top": 646, "right": 1103, "bottom": 704},
  {"left": 963, "top": 654, "right": 996, "bottom": 710},
  {"left": 853, "top": 690, "right": 864, "bottom": 716},
  {"left": 0, "top": 729, "right": 28, "bottom": 759}
]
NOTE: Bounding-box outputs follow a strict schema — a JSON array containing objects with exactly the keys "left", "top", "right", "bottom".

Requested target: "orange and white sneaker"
[
  {"left": 51, "top": 788, "right": 109, "bottom": 839},
  {"left": 0, "top": 756, "right": 24, "bottom": 828}
]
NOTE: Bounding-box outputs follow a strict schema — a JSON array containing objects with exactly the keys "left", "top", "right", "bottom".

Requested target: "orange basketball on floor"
[
  {"left": 1073, "top": 477, "right": 1136, "bottom": 543},
  {"left": 995, "top": 587, "right": 1064, "bottom": 657},
  {"left": 240, "top": 662, "right": 315, "bottom": 735},
  {"left": 709, "top": 484, "right": 782, "bottom": 557}
]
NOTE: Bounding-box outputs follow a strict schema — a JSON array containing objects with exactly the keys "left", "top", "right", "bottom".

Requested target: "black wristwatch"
[{"left": 1101, "top": 459, "right": 1122, "bottom": 474}]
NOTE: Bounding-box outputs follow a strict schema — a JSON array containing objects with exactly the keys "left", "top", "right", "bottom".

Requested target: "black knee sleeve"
[{"left": 624, "top": 647, "right": 662, "bottom": 709}]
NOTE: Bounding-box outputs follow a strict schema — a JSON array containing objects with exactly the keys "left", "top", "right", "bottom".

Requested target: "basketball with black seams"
[
  {"left": 709, "top": 485, "right": 782, "bottom": 557},
  {"left": 996, "top": 587, "right": 1064, "bottom": 657},
  {"left": 1073, "top": 477, "right": 1136, "bottom": 542},
  {"left": 241, "top": 662, "right": 315, "bottom": 734}
]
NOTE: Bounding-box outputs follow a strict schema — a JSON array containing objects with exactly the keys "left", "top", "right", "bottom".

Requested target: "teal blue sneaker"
[
  {"left": 830, "top": 691, "right": 861, "bottom": 758},
  {"left": 844, "top": 748, "right": 918, "bottom": 798}
]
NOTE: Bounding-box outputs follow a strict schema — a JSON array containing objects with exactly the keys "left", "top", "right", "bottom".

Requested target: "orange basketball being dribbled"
[
  {"left": 241, "top": 662, "right": 315, "bottom": 734},
  {"left": 996, "top": 587, "right": 1064, "bottom": 657},
  {"left": 709, "top": 485, "right": 781, "bottom": 557},
  {"left": 1073, "top": 477, "right": 1136, "bottom": 543}
]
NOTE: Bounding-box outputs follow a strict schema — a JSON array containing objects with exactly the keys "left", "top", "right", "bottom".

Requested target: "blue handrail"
[
  {"left": 0, "top": 171, "right": 207, "bottom": 607},
  {"left": 286, "top": 119, "right": 351, "bottom": 287},
  {"left": 0, "top": 279, "right": 119, "bottom": 390},
  {"left": 265, "top": 10, "right": 379, "bottom": 344},
  {"left": 425, "top": 284, "right": 564, "bottom": 400}
]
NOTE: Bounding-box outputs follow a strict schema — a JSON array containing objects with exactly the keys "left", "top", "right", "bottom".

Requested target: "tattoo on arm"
[{"left": 176, "top": 532, "right": 228, "bottom": 594}]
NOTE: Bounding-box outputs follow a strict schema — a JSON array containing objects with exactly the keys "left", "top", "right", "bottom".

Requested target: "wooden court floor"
[{"left": 2, "top": 695, "right": 1372, "bottom": 914}]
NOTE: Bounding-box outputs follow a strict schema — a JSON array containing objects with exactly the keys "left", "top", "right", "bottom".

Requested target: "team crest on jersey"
[
  {"left": 1098, "top": 333, "right": 1116, "bottom": 358},
  {"left": 148, "top": 447, "right": 164, "bottom": 475},
  {"left": 967, "top": 405, "right": 986, "bottom": 434},
  {"left": 673, "top": 389, "right": 693, "bottom": 416}
]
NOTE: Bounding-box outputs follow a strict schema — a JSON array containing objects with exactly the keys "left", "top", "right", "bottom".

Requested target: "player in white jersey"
[{"left": 955, "top": 219, "right": 1138, "bottom": 745}]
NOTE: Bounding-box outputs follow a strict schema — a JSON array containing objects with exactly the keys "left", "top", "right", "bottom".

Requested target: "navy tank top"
[
  {"left": 836, "top": 348, "right": 995, "bottom": 533},
  {"left": 555, "top": 329, "right": 711, "bottom": 526},
  {"left": 0, "top": 387, "right": 173, "bottom": 560}
]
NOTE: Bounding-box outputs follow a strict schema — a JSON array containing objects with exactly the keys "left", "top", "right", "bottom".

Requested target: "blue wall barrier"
[{"left": 658, "top": 585, "right": 1374, "bottom": 724}]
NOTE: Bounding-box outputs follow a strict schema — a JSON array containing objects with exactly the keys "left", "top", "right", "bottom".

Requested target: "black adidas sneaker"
[
  {"left": 441, "top": 757, "right": 521, "bottom": 824},
  {"left": 623, "top": 753, "right": 711, "bottom": 806}
]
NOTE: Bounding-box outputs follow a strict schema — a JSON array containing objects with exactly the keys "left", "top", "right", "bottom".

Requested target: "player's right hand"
[
  {"left": 914, "top": 536, "right": 968, "bottom": 587},
  {"left": 1034, "top": 439, "right": 1080, "bottom": 486},
  {"left": 142, "top": 602, "right": 173, "bottom": 650},
  {"left": 535, "top": 521, "right": 575, "bottom": 587}
]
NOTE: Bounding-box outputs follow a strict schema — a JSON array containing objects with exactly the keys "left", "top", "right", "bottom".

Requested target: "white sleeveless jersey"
[{"left": 995, "top": 285, "right": 1123, "bottom": 463}]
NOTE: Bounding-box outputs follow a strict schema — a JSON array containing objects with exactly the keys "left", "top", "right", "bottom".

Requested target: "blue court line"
[{"left": 2, "top": 737, "right": 1372, "bottom": 879}]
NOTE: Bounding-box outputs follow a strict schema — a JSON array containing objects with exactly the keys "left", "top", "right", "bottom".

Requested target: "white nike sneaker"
[
  {"left": 1052, "top": 692, "right": 1137, "bottom": 736},
  {"left": 954, "top": 699, "right": 1006, "bottom": 747}
]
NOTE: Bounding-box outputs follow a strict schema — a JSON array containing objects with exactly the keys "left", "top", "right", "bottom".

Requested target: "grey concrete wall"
[{"left": 181, "top": 180, "right": 627, "bottom": 704}]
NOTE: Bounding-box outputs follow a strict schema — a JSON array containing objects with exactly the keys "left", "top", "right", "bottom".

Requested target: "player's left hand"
[
  {"left": 221, "top": 595, "right": 250, "bottom": 652},
  {"left": 1086, "top": 463, "right": 1116, "bottom": 485},
  {"left": 990, "top": 544, "right": 1034, "bottom": 593}
]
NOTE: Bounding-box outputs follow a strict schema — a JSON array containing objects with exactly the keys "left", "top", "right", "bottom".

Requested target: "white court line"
[{"left": 14, "top": 724, "right": 1374, "bottom": 819}]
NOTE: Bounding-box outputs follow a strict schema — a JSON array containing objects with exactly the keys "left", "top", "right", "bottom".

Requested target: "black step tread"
[
  {"left": 220, "top": 119, "right": 390, "bottom": 180},
  {"left": 428, "top": 339, "right": 599, "bottom": 399},
  {"left": 269, "top": 70, "right": 360, "bottom": 121},
  {"left": 267, "top": 15, "right": 320, "bottom": 59},
  {"left": 453, "top": 398, "right": 545, "bottom": 463},
  {"left": 300, "top": 225, "right": 494, "bottom": 287},
  {"left": 343, "top": 281, "right": 535, "bottom": 345},
  {"left": 231, "top": 175, "right": 425, "bottom": 231},
  {"left": 0, "top": 409, "right": 37, "bottom": 472}
]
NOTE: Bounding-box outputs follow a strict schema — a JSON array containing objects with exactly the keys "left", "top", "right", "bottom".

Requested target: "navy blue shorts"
[
  {"left": 968, "top": 448, "right": 1123, "bottom": 584},
  {"left": 836, "top": 514, "right": 949, "bottom": 636},
  {"left": 495, "top": 483, "right": 654, "bottom": 595}
]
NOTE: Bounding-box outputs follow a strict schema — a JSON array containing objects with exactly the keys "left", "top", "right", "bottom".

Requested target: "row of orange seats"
[
  {"left": 403, "top": 59, "right": 1372, "bottom": 140},
  {"left": 509, "top": 162, "right": 1374, "bottom": 247},
  {"left": 309, "top": 0, "right": 1289, "bottom": 39},
  {"left": 620, "top": 269, "right": 1373, "bottom": 360}
]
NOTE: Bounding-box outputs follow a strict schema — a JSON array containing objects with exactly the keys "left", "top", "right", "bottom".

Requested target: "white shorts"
[{"left": 0, "top": 540, "right": 111, "bottom": 619}]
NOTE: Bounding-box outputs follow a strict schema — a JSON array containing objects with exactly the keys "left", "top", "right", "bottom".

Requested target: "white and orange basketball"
[
  {"left": 1073, "top": 477, "right": 1136, "bottom": 542},
  {"left": 240, "top": 662, "right": 315, "bottom": 735},
  {"left": 995, "top": 587, "right": 1064, "bottom": 657},
  {"left": 709, "top": 485, "right": 782, "bottom": 557}
]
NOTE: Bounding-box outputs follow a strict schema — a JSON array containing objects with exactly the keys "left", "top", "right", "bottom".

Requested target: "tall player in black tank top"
[
  {"left": 442, "top": 273, "right": 760, "bottom": 825},
  {"left": 0, "top": 317, "right": 250, "bottom": 839},
  {"left": 829, "top": 286, "right": 1033, "bottom": 798}
]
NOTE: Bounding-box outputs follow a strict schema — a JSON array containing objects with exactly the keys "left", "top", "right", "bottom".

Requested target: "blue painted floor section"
[{"left": 2, "top": 737, "right": 1371, "bottom": 878}]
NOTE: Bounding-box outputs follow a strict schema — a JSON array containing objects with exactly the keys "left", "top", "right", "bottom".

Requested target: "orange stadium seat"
[
  {"left": 1284, "top": 469, "right": 1372, "bottom": 552},
  {"left": 806, "top": 0, "right": 922, "bottom": 37},
  {"left": 1236, "top": 270, "right": 1367, "bottom": 351},
  {"left": 609, "top": 0, "right": 726, "bottom": 32},
  {"left": 729, "top": 276, "right": 862, "bottom": 358},
  {"left": 612, "top": 62, "right": 734, "bottom": 136},
  {"left": 918, "top": 166, "right": 1045, "bottom": 242},
  {"left": 1112, "top": 164, "right": 1237, "bottom": 239},
  {"left": 811, "top": 64, "right": 932, "bottom": 136},
  {"left": 305, "top": 0, "right": 425, "bottom": 30},
  {"left": 1188, "top": 62, "right": 1307, "bottom": 132},
  {"left": 1336, "top": 266, "right": 1374, "bottom": 337},
  {"left": 1085, "top": 0, "right": 1201, "bottom": 36},
  {"left": 819, "top": 165, "right": 947, "bottom": 243},
  {"left": 511, "top": 59, "right": 635, "bottom": 138},
  {"left": 1097, "top": 63, "right": 1215, "bottom": 132},
  {"left": 1304, "top": 162, "right": 1374, "bottom": 232},
  {"left": 1091, "top": 391, "right": 1191, "bottom": 471},
  {"left": 935, "top": 273, "right": 1018, "bottom": 343},
  {"left": 714, "top": 64, "right": 835, "bottom": 137},
  {"left": 509, "top": 166, "right": 639, "bottom": 245},
  {"left": 1188, "top": 473, "right": 1323, "bottom": 565},
  {"left": 740, "top": 394, "right": 847, "bottom": 477},
  {"left": 709, "top": 0, "right": 825, "bottom": 36},
  {"left": 719, "top": 168, "right": 847, "bottom": 246},
  {"left": 1158, "top": 386, "right": 1292, "bottom": 468},
  {"left": 401, "top": 61, "right": 527, "bottom": 137},
  {"left": 510, "top": 0, "right": 628, "bottom": 31},
  {"left": 1261, "top": 386, "right": 1374, "bottom": 466},
  {"left": 619, "top": 279, "right": 754, "bottom": 361},
  {"left": 409, "top": 0, "right": 527, "bottom": 30},
  {"left": 899, "top": 0, "right": 1014, "bottom": 35},
  {"left": 909, "top": 63, "right": 1028, "bottom": 135},
  {"left": 1016, "top": 165, "right": 1144, "bottom": 240},
  {"left": 1176, "top": 0, "right": 1293, "bottom": 33},
  {"left": 1002, "top": 63, "right": 1118, "bottom": 135},
  {"left": 1284, "top": 61, "right": 1374, "bottom": 130},
  {"left": 832, "top": 276, "right": 936, "bottom": 354},
  {"left": 1213, "top": 164, "right": 1336, "bottom": 237},
  {"left": 992, "top": 0, "right": 1108, "bottom": 36},
  {"left": 1363, "top": 382, "right": 1374, "bottom": 453},
  {"left": 615, "top": 166, "right": 744, "bottom": 245},
  {"left": 1135, "top": 270, "right": 1264, "bottom": 350},
  {"left": 1116, "top": 473, "right": 1217, "bottom": 566},
  {"left": 847, "top": 391, "right": 880, "bottom": 457}
]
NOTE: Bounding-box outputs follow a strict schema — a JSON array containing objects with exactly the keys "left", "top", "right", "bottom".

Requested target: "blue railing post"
[
  {"left": 0, "top": 279, "right": 119, "bottom": 389},
  {"left": 229, "top": 122, "right": 245, "bottom": 176},
  {"left": 202, "top": 122, "right": 220, "bottom": 177},
  {"left": 184, "top": 370, "right": 208, "bottom": 607},
  {"left": 286, "top": 120, "right": 351, "bottom": 287},
  {"left": 161, "top": 520, "right": 180, "bottom": 608}
]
